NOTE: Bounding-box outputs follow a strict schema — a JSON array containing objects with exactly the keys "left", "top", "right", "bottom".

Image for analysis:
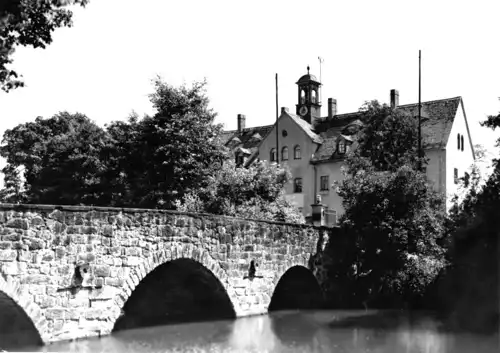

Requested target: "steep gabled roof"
[
  {"left": 285, "top": 111, "right": 323, "bottom": 144},
  {"left": 397, "top": 97, "right": 461, "bottom": 149},
  {"left": 312, "top": 96, "right": 462, "bottom": 162},
  {"left": 221, "top": 125, "right": 274, "bottom": 149}
]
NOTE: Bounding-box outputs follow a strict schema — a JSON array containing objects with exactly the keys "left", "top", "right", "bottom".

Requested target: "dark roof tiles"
[
  {"left": 222, "top": 125, "right": 274, "bottom": 149},
  {"left": 286, "top": 112, "right": 323, "bottom": 144}
]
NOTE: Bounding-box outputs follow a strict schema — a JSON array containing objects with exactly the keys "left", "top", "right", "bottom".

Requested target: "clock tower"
[{"left": 296, "top": 66, "right": 322, "bottom": 125}]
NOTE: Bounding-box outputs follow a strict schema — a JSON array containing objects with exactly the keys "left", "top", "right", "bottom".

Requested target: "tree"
[
  {"left": 436, "top": 111, "right": 500, "bottom": 333},
  {"left": 0, "top": 112, "right": 110, "bottom": 205},
  {"left": 0, "top": 0, "right": 89, "bottom": 92},
  {"left": 175, "top": 159, "right": 305, "bottom": 224},
  {"left": 108, "top": 78, "right": 228, "bottom": 209},
  {"left": 331, "top": 101, "right": 447, "bottom": 308}
]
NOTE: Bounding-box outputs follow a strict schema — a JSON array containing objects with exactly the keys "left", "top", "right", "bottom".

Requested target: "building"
[{"left": 222, "top": 67, "right": 476, "bottom": 223}]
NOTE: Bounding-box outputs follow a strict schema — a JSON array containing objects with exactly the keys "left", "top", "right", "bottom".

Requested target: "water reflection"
[{"left": 17, "top": 310, "right": 500, "bottom": 353}]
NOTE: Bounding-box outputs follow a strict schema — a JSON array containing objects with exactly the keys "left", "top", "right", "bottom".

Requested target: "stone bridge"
[{"left": 0, "top": 204, "right": 332, "bottom": 347}]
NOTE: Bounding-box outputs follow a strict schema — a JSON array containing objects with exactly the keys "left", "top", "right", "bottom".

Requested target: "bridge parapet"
[{"left": 0, "top": 203, "right": 336, "bottom": 344}]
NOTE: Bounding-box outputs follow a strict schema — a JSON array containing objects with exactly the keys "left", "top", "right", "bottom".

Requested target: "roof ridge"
[
  {"left": 222, "top": 124, "right": 274, "bottom": 133},
  {"left": 397, "top": 96, "right": 462, "bottom": 108}
]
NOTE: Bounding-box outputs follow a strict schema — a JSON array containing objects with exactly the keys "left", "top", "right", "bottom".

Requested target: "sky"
[{"left": 0, "top": 0, "right": 499, "bottom": 177}]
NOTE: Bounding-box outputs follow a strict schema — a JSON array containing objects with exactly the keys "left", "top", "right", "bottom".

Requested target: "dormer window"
[
  {"left": 229, "top": 136, "right": 241, "bottom": 147},
  {"left": 338, "top": 140, "right": 346, "bottom": 154},
  {"left": 236, "top": 154, "right": 245, "bottom": 166},
  {"left": 251, "top": 132, "right": 262, "bottom": 141}
]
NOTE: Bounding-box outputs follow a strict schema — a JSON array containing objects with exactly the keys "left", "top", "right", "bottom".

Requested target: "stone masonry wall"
[{"left": 0, "top": 203, "right": 331, "bottom": 344}]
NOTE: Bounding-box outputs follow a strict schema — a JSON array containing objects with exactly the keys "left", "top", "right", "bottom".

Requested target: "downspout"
[{"left": 313, "top": 163, "right": 317, "bottom": 200}]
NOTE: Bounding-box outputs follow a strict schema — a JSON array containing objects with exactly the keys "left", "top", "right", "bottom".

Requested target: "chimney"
[
  {"left": 281, "top": 107, "right": 289, "bottom": 114},
  {"left": 237, "top": 114, "right": 246, "bottom": 132},
  {"left": 390, "top": 89, "right": 399, "bottom": 108},
  {"left": 328, "top": 98, "right": 337, "bottom": 119}
]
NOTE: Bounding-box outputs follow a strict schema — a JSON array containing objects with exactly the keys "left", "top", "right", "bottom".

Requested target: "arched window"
[
  {"left": 457, "top": 133, "right": 460, "bottom": 150},
  {"left": 300, "top": 90, "right": 306, "bottom": 104},
  {"left": 270, "top": 148, "right": 276, "bottom": 162},
  {"left": 461, "top": 135, "right": 464, "bottom": 151},
  {"left": 282, "top": 146, "right": 289, "bottom": 161},
  {"left": 294, "top": 145, "right": 301, "bottom": 159},
  {"left": 338, "top": 140, "right": 346, "bottom": 154},
  {"left": 294, "top": 178, "right": 303, "bottom": 193},
  {"left": 311, "top": 90, "right": 317, "bottom": 103}
]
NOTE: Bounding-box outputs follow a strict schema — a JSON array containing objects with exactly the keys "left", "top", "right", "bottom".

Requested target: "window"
[
  {"left": 457, "top": 133, "right": 460, "bottom": 150},
  {"left": 338, "top": 140, "right": 346, "bottom": 154},
  {"left": 282, "top": 146, "right": 289, "bottom": 161},
  {"left": 311, "top": 90, "right": 317, "bottom": 103},
  {"left": 320, "top": 176, "right": 329, "bottom": 191},
  {"left": 464, "top": 171, "right": 470, "bottom": 186},
  {"left": 235, "top": 154, "right": 244, "bottom": 166},
  {"left": 300, "top": 90, "right": 306, "bottom": 104},
  {"left": 282, "top": 130, "right": 288, "bottom": 137},
  {"left": 294, "top": 178, "right": 302, "bottom": 193},
  {"left": 461, "top": 135, "right": 464, "bottom": 151},
  {"left": 270, "top": 148, "right": 276, "bottom": 162},
  {"left": 294, "top": 145, "right": 301, "bottom": 159},
  {"left": 454, "top": 168, "right": 458, "bottom": 184}
]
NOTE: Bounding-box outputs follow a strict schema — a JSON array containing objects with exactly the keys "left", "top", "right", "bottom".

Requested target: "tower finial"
[{"left": 307, "top": 66, "right": 310, "bottom": 74}]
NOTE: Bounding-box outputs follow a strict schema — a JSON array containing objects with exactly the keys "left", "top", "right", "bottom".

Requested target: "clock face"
[{"left": 299, "top": 106, "right": 308, "bottom": 116}]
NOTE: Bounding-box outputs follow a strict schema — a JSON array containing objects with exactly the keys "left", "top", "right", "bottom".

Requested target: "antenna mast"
[{"left": 318, "top": 57, "right": 324, "bottom": 104}]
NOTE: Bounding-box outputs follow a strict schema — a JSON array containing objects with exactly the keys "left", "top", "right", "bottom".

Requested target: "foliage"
[
  {"left": 1, "top": 0, "right": 89, "bottom": 92},
  {"left": 111, "top": 78, "right": 228, "bottom": 209},
  {"left": 431, "top": 111, "right": 500, "bottom": 333},
  {"left": 354, "top": 100, "right": 422, "bottom": 172},
  {"left": 175, "top": 159, "right": 305, "bottom": 224},
  {"left": 0, "top": 112, "right": 110, "bottom": 205},
  {"left": 0, "top": 79, "right": 229, "bottom": 210},
  {"left": 331, "top": 101, "right": 447, "bottom": 307}
]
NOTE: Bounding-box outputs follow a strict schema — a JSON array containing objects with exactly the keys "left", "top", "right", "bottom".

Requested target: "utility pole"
[
  {"left": 418, "top": 50, "right": 422, "bottom": 172},
  {"left": 275, "top": 73, "right": 279, "bottom": 166}
]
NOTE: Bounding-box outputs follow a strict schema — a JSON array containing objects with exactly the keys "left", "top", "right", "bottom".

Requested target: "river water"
[{"left": 14, "top": 310, "right": 500, "bottom": 352}]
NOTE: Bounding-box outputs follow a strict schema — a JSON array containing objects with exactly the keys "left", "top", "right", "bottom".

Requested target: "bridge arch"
[
  {"left": 106, "top": 244, "right": 237, "bottom": 333},
  {"left": 0, "top": 275, "right": 48, "bottom": 348},
  {"left": 268, "top": 264, "right": 324, "bottom": 312}
]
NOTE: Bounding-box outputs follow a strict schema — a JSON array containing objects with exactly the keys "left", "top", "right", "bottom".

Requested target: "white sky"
[{"left": 0, "top": 0, "right": 499, "bottom": 166}]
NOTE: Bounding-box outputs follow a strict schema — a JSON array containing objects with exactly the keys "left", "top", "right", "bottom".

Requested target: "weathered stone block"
[
  {"left": 0, "top": 241, "right": 11, "bottom": 249},
  {"left": 35, "top": 294, "right": 56, "bottom": 309},
  {"left": 123, "top": 256, "right": 141, "bottom": 267},
  {"left": 26, "top": 238, "right": 45, "bottom": 250},
  {"left": 5, "top": 218, "right": 29, "bottom": 230},
  {"left": 45, "top": 308, "right": 65, "bottom": 320},
  {"left": 21, "top": 274, "right": 52, "bottom": 285},
  {"left": 93, "top": 264, "right": 111, "bottom": 277},
  {"left": 102, "top": 225, "right": 114, "bottom": 237},
  {"left": 78, "top": 253, "right": 96, "bottom": 263},
  {"left": 0, "top": 249, "right": 17, "bottom": 261},
  {"left": 84, "top": 226, "right": 99, "bottom": 235},
  {"left": 1, "top": 261, "right": 27, "bottom": 275},
  {"left": 49, "top": 210, "right": 65, "bottom": 223},
  {"left": 2, "top": 232, "right": 21, "bottom": 242},
  {"left": 42, "top": 251, "right": 54, "bottom": 262}
]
